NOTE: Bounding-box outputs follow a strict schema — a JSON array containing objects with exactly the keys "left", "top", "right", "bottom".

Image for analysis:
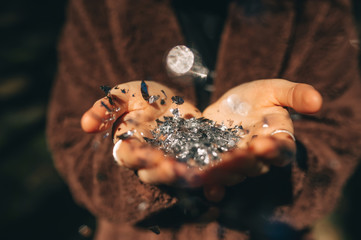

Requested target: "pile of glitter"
[{"left": 145, "top": 109, "right": 245, "bottom": 168}]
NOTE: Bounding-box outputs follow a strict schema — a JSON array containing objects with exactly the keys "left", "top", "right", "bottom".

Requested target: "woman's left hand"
[{"left": 200, "top": 79, "right": 322, "bottom": 201}]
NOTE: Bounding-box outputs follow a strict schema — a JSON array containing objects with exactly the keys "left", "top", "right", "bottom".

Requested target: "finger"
[
  {"left": 205, "top": 172, "right": 246, "bottom": 186},
  {"left": 113, "top": 138, "right": 166, "bottom": 169},
  {"left": 249, "top": 135, "right": 296, "bottom": 166},
  {"left": 81, "top": 98, "right": 126, "bottom": 133},
  {"left": 215, "top": 149, "right": 269, "bottom": 177},
  {"left": 137, "top": 160, "right": 197, "bottom": 186},
  {"left": 243, "top": 110, "right": 293, "bottom": 142},
  {"left": 201, "top": 160, "right": 246, "bottom": 186},
  {"left": 270, "top": 79, "right": 322, "bottom": 114},
  {"left": 203, "top": 185, "right": 225, "bottom": 202},
  {"left": 81, "top": 80, "right": 176, "bottom": 133}
]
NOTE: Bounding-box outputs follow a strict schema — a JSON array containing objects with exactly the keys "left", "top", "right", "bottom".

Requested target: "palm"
[
  {"left": 82, "top": 81, "right": 200, "bottom": 134},
  {"left": 204, "top": 81, "right": 293, "bottom": 147},
  {"left": 191, "top": 79, "right": 322, "bottom": 200},
  {"left": 109, "top": 81, "right": 200, "bottom": 144}
]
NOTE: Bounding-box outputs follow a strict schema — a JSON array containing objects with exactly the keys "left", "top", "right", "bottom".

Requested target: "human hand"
[
  {"left": 81, "top": 81, "right": 203, "bottom": 185},
  {"left": 200, "top": 79, "right": 322, "bottom": 201}
]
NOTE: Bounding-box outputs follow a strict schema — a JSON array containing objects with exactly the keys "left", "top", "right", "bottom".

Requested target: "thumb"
[
  {"left": 81, "top": 98, "right": 125, "bottom": 133},
  {"left": 270, "top": 79, "right": 323, "bottom": 114}
]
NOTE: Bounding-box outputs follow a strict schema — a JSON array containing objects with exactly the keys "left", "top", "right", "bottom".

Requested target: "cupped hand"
[
  {"left": 200, "top": 79, "right": 322, "bottom": 201},
  {"left": 81, "top": 81, "right": 203, "bottom": 185}
]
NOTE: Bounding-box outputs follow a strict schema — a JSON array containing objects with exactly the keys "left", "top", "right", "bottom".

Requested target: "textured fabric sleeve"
[
  {"left": 273, "top": 0, "right": 361, "bottom": 229},
  {"left": 46, "top": 0, "right": 178, "bottom": 224}
]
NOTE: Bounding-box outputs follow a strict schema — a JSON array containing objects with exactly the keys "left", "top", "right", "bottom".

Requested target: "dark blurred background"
[
  {"left": 0, "top": 0, "right": 360, "bottom": 239},
  {"left": 0, "top": 1, "right": 95, "bottom": 239}
]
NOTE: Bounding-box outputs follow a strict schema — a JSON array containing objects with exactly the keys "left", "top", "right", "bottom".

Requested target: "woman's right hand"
[{"left": 81, "top": 81, "right": 203, "bottom": 186}]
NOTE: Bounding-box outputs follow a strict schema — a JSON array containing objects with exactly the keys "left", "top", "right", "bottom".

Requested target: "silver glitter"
[
  {"left": 78, "top": 225, "right": 92, "bottom": 238},
  {"left": 262, "top": 117, "right": 269, "bottom": 128},
  {"left": 148, "top": 95, "right": 160, "bottom": 104},
  {"left": 170, "top": 108, "right": 180, "bottom": 117},
  {"left": 145, "top": 109, "right": 245, "bottom": 168},
  {"left": 103, "top": 132, "right": 110, "bottom": 139},
  {"left": 171, "top": 96, "right": 184, "bottom": 105},
  {"left": 138, "top": 201, "right": 149, "bottom": 211}
]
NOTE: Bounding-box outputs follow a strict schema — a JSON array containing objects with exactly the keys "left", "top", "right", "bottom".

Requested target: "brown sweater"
[{"left": 47, "top": 0, "right": 361, "bottom": 239}]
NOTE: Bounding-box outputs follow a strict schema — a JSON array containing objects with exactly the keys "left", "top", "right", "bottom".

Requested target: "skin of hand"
[
  {"left": 81, "top": 79, "right": 322, "bottom": 202},
  {"left": 81, "top": 81, "right": 203, "bottom": 185},
  {"left": 201, "top": 79, "right": 322, "bottom": 201}
]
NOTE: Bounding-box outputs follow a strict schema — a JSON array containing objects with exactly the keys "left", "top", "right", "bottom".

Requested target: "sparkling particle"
[
  {"left": 138, "top": 201, "right": 149, "bottom": 211},
  {"left": 140, "top": 80, "right": 160, "bottom": 104},
  {"left": 78, "top": 225, "right": 92, "bottom": 238},
  {"left": 145, "top": 109, "right": 245, "bottom": 167},
  {"left": 107, "top": 95, "right": 114, "bottom": 105},
  {"left": 103, "top": 132, "right": 110, "bottom": 139},
  {"left": 100, "top": 85, "right": 111, "bottom": 95},
  {"left": 161, "top": 89, "right": 168, "bottom": 99},
  {"left": 101, "top": 101, "right": 112, "bottom": 112},
  {"left": 148, "top": 95, "right": 160, "bottom": 104},
  {"left": 148, "top": 226, "right": 161, "bottom": 235},
  {"left": 170, "top": 108, "right": 180, "bottom": 117},
  {"left": 141, "top": 80, "right": 150, "bottom": 101},
  {"left": 171, "top": 96, "right": 184, "bottom": 105}
]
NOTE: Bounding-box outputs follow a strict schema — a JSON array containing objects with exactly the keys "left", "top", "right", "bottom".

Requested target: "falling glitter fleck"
[
  {"left": 100, "top": 85, "right": 111, "bottom": 95},
  {"left": 103, "top": 132, "right": 110, "bottom": 139},
  {"left": 78, "top": 225, "right": 92, "bottom": 238}
]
